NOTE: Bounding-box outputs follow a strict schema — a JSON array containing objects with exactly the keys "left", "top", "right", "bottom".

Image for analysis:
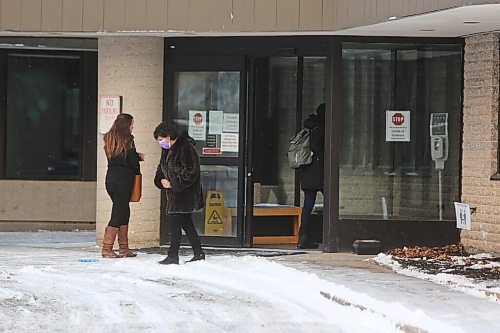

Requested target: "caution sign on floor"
[{"left": 205, "top": 191, "right": 231, "bottom": 236}]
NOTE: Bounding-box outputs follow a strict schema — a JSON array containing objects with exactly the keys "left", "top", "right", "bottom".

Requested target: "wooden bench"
[{"left": 252, "top": 206, "right": 302, "bottom": 245}]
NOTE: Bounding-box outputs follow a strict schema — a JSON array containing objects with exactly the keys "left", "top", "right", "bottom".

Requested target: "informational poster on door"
[
  {"left": 386, "top": 110, "right": 410, "bottom": 142},
  {"left": 98, "top": 96, "right": 122, "bottom": 134},
  {"left": 188, "top": 110, "right": 206, "bottom": 141},
  {"left": 209, "top": 111, "right": 223, "bottom": 135},
  {"left": 223, "top": 113, "right": 239, "bottom": 133},
  {"left": 221, "top": 133, "right": 239, "bottom": 152}
]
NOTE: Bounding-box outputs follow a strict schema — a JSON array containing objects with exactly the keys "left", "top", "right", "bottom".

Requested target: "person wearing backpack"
[{"left": 298, "top": 103, "right": 325, "bottom": 249}]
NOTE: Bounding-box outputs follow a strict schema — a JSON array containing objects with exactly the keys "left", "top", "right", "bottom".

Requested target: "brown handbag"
[{"left": 130, "top": 174, "right": 142, "bottom": 202}]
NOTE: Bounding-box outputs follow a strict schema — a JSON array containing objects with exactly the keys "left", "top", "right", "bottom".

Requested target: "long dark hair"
[{"left": 103, "top": 113, "right": 134, "bottom": 158}]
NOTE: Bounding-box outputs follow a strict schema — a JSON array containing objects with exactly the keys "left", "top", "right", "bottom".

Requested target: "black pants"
[
  {"left": 167, "top": 213, "right": 202, "bottom": 257},
  {"left": 298, "top": 190, "right": 323, "bottom": 243},
  {"left": 105, "top": 182, "right": 133, "bottom": 228}
]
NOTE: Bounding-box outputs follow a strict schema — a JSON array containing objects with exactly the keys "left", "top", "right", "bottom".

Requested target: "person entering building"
[{"left": 298, "top": 103, "right": 325, "bottom": 249}]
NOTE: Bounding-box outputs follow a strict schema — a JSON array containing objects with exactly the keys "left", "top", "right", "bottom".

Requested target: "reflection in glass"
[
  {"left": 174, "top": 71, "right": 240, "bottom": 158},
  {"left": 301, "top": 57, "right": 326, "bottom": 209},
  {"left": 340, "top": 43, "right": 462, "bottom": 220},
  {"left": 5, "top": 54, "right": 81, "bottom": 178},
  {"left": 253, "top": 57, "right": 297, "bottom": 206}
]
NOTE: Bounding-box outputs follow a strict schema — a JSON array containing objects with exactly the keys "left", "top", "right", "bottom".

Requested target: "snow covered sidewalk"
[{"left": 0, "top": 232, "right": 497, "bottom": 333}]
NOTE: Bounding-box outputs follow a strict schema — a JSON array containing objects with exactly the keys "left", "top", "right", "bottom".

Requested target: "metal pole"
[{"left": 438, "top": 169, "right": 443, "bottom": 221}]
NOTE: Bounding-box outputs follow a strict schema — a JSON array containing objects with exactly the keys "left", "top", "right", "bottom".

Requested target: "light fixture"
[{"left": 463, "top": 21, "right": 480, "bottom": 24}]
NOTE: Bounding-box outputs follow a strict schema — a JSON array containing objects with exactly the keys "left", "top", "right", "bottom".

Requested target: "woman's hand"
[
  {"left": 161, "top": 179, "right": 171, "bottom": 189},
  {"left": 138, "top": 152, "right": 145, "bottom": 161}
]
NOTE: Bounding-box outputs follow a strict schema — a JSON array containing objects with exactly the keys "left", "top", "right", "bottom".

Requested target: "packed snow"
[{"left": 0, "top": 232, "right": 497, "bottom": 332}]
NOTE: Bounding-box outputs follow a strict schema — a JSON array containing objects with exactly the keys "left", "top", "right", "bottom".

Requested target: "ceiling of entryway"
[{"left": 335, "top": 4, "right": 500, "bottom": 37}]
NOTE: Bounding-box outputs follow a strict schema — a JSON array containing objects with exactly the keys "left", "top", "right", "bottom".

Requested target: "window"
[
  {"left": 0, "top": 48, "right": 97, "bottom": 180},
  {"left": 339, "top": 42, "right": 463, "bottom": 220}
]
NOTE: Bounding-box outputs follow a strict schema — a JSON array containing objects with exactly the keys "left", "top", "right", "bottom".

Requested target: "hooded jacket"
[{"left": 155, "top": 131, "right": 204, "bottom": 215}]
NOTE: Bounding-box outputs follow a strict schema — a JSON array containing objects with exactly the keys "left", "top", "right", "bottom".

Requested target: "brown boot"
[
  {"left": 118, "top": 225, "right": 137, "bottom": 257},
  {"left": 102, "top": 226, "right": 123, "bottom": 258}
]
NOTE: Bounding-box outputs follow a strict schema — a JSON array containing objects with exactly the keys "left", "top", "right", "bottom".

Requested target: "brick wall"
[
  {"left": 461, "top": 33, "right": 500, "bottom": 254},
  {"left": 96, "top": 37, "right": 164, "bottom": 248}
]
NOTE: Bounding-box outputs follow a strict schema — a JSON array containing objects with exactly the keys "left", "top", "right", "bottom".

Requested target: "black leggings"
[
  {"left": 167, "top": 213, "right": 202, "bottom": 257},
  {"left": 106, "top": 182, "right": 133, "bottom": 228}
]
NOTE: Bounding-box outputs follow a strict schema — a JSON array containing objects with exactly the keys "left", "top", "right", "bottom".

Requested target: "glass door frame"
[{"left": 162, "top": 53, "right": 247, "bottom": 247}]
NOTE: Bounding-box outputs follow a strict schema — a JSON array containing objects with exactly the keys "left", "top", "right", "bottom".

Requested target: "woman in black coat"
[
  {"left": 153, "top": 123, "right": 205, "bottom": 265},
  {"left": 103, "top": 113, "right": 144, "bottom": 258},
  {"left": 298, "top": 104, "right": 325, "bottom": 249}
]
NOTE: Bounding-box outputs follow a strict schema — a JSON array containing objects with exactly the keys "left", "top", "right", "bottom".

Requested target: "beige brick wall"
[
  {"left": 461, "top": 33, "right": 500, "bottom": 254},
  {"left": 96, "top": 36, "right": 163, "bottom": 248}
]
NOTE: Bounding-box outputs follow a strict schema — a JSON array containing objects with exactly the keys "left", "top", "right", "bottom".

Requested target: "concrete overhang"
[
  {"left": 0, "top": 4, "right": 499, "bottom": 39},
  {"left": 335, "top": 4, "right": 500, "bottom": 37}
]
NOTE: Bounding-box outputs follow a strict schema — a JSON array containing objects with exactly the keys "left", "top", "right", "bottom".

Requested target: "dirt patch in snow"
[{"left": 387, "top": 244, "right": 500, "bottom": 282}]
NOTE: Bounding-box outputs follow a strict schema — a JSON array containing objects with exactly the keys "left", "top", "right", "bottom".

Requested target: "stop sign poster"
[
  {"left": 386, "top": 110, "right": 410, "bottom": 142},
  {"left": 188, "top": 110, "right": 207, "bottom": 141}
]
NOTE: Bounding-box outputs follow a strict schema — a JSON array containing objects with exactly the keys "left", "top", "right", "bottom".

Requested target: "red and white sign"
[
  {"left": 386, "top": 110, "right": 410, "bottom": 142},
  {"left": 392, "top": 112, "right": 405, "bottom": 126},
  {"left": 98, "top": 96, "right": 122, "bottom": 134},
  {"left": 188, "top": 110, "right": 207, "bottom": 141},
  {"left": 202, "top": 147, "right": 222, "bottom": 155}
]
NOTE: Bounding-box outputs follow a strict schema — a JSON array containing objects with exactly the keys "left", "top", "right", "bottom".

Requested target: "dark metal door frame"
[{"left": 162, "top": 49, "right": 247, "bottom": 247}]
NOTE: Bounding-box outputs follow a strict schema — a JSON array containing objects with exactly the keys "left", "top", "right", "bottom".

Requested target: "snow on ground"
[
  {"left": 373, "top": 253, "right": 500, "bottom": 302},
  {"left": 0, "top": 232, "right": 487, "bottom": 333}
]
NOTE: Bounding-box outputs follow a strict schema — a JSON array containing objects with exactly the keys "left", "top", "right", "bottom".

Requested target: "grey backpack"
[{"left": 287, "top": 128, "right": 313, "bottom": 169}]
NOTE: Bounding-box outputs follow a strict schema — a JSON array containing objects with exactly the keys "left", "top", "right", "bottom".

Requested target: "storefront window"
[
  {"left": 339, "top": 43, "right": 462, "bottom": 221},
  {"left": 5, "top": 54, "right": 82, "bottom": 179}
]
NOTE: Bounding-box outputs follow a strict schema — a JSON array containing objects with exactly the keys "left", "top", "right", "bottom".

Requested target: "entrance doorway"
[
  {"left": 246, "top": 56, "right": 326, "bottom": 246},
  {"left": 162, "top": 37, "right": 327, "bottom": 248}
]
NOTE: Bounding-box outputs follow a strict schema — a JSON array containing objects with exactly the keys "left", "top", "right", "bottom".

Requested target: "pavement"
[
  {"left": 1, "top": 231, "right": 499, "bottom": 332},
  {"left": 273, "top": 251, "right": 500, "bottom": 332}
]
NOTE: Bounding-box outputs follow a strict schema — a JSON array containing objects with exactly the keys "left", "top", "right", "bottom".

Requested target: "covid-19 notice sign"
[{"left": 386, "top": 110, "right": 410, "bottom": 142}]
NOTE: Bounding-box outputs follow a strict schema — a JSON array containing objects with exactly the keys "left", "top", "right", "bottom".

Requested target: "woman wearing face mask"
[
  {"left": 102, "top": 113, "right": 144, "bottom": 258},
  {"left": 153, "top": 122, "right": 205, "bottom": 265}
]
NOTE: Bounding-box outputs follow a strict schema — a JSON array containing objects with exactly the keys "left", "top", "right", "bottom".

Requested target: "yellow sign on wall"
[{"left": 205, "top": 191, "right": 231, "bottom": 236}]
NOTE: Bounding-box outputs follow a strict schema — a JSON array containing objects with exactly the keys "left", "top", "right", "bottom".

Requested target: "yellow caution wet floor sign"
[{"left": 205, "top": 191, "right": 231, "bottom": 236}]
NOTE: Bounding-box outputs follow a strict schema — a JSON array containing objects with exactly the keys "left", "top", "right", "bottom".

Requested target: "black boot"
[
  {"left": 187, "top": 253, "right": 205, "bottom": 263},
  {"left": 158, "top": 256, "right": 179, "bottom": 265},
  {"left": 297, "top": 235, "right": 318, "bottom": 249}
]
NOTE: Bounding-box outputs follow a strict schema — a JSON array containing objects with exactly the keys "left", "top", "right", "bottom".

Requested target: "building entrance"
[{"left": 161, "top": 37, "right": 328, "bottom": 248}]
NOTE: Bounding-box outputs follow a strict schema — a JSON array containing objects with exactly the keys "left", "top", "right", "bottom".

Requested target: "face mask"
[{"left": 159, "top": 140, "right": 170, "bottom": 150}]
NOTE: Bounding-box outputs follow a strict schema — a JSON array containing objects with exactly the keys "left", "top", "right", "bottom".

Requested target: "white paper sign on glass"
[
  {"left": 454, "top": 202, "right": 471, "bottom": 230},
  {"left": 221, "top": 133, "right": 239, "bottom": 152},
  {"left": 223, "top": 113, "right": 239, "bottom": 133},
  {"left": 209, "top": 111, "right": 224, "bottom": 135},
  {"left": 188, "top": 110, "right": 207, "bottom": 141},
  {"left": 98, "top": 96, "right": 121, "bottom": 134},
  {"left": 386, "top": 110, "right": 410, "bottom": 142}
]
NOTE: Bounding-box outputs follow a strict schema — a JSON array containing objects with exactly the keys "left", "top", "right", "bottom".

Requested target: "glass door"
[
  {"left": 163, "top": 56, "right": 246, "bottom": 247},
  {"left": 246, "top": 56, "right": 326, "bottom": 245}
]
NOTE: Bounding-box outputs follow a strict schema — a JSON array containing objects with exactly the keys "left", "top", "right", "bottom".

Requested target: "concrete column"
[{"left": 96, "top": 37, "right": 164, "bottom": 248}]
